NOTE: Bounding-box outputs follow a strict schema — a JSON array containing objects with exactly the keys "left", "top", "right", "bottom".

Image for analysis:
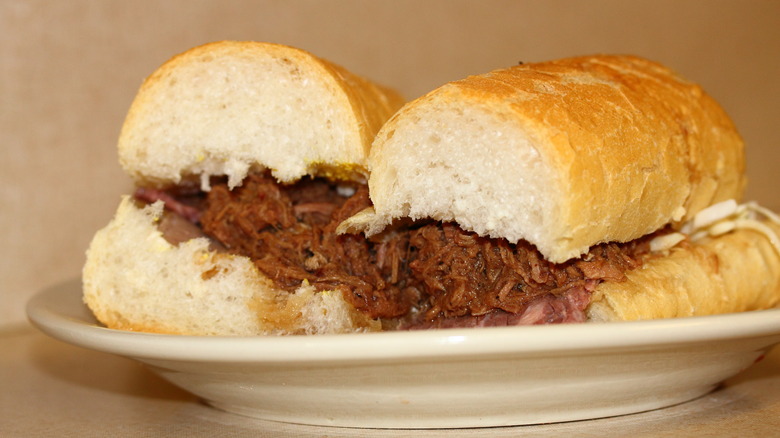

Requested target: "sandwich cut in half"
[
  {"left": 82, "top": 41, "right": 406, "bottom": 335},
  {"left": 340, "top": 54, "right": 780, "bottom": 329}
]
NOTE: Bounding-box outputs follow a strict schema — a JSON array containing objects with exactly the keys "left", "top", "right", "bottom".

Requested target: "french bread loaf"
[{"left": 362, "top": 55, "right": 745, "bottom": 263}]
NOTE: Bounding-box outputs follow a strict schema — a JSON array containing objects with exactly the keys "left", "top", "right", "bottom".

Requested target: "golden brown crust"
[
  {"left": 588, "top": 223, "right": 780, "bottom": 321},
  {"left": 317, "top": 60, "right": 406, "bottom": 159},
  {"left": 494, "top": 55, "right": 745, "bottom": 231},
  {"left": 365, "top": 55, "right": 745, "bottom": 262},
  {"left": 118, "top": 41, "right": 405, "bottom": 186}
]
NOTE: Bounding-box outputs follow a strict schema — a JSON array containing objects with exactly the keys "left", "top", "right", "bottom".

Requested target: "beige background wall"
[{"left": 2, "top": 0, "right": 779, "bottom": 328}]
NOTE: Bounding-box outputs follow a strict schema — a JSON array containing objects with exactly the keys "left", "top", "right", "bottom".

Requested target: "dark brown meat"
[
  {"left": 399, "top": 284, "right": 593, "bottom": 329},
  {"left": 139, "top": 173, "right": 655, "bottom": 328},
  {"left": 405, "top": 222, "right": 651, "bottom": 325},
  {"left": 199, "top": 174, "right": 416, "bottom": 319}
]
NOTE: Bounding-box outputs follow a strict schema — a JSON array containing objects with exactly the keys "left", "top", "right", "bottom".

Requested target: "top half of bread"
[
  {"left": 118, "top": 41, "right": 405, "bottom": 189},
  {"left": 354, "top": 54, "right": 745, "bottom": 263}
]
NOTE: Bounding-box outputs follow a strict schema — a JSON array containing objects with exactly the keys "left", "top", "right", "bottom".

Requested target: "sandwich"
[
  {"left": 85, "top": 47, "right": 780, "bottom": 336},
  {"left": 82, "top": 41, "right": 405, "bottom": 335},
  {"left": 339, "top": 54, "right": 780, "bottom": 329}
]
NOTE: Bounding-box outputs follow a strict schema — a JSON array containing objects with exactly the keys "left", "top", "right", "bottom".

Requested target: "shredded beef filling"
[
  {"left": 198, "top": 174, "right": 416, "bottom": 319},
  {"left": 135, "top": 173, "right": 654, "bottom": 328},
  {"left": 400, "top": 223, "right": 650, "bottom": 329}
]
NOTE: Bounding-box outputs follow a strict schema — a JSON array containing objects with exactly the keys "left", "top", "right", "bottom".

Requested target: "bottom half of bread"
[
  {"left": 83, "top": 197, "right": 780, "bottom": 335},
  {"left": 82, "top": 197, "right": 380, "bottom": 335},
  {"left": 588, "top": 224, "right": 780, "bottom": 321}
]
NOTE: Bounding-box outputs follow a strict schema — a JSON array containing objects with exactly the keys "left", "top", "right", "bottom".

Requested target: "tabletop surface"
[{"left": 2, "top": 324, "right": 779, "bottom": 437}]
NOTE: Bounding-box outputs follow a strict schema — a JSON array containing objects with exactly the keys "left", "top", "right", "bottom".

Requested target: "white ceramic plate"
[{"left": 27, "top": 279, "right": 780, "bottom": 429}]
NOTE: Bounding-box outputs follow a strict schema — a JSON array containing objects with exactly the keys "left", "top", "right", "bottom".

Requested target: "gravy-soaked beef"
[
  {"left": 143, "top": 173, "right": 655, "bottom": 328},
  {"left": 400, "top": 284, "right": 592, "bottom": 330},
  {"left": 407, "top": 222, "right": 652, "bottom": 324},
  {"left": 199, "top": 174, "right": 416, "bottom": 319}
]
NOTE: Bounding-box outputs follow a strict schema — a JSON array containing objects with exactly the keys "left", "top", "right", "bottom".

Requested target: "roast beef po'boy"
[
  {"left": 85, "top": 47, "right": 780, "bottom": 335},
  {"left": 340, "top": 54, "right": 780, "bottom": 329},
  {"left": 82, "top": 41, "right": 406, "bottom": 335}
]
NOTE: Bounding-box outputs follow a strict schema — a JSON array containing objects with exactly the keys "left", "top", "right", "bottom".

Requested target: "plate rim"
[{"left": 27, "top": 278, "right": 780, "bottom": 363}]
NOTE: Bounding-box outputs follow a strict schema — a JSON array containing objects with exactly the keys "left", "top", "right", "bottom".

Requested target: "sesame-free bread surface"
[
  {"left": 118, "top": 41, "right": 405, "bottom": 189},
  {"left": 362, "top": 55, "right": 745, "bottom": 263}
]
